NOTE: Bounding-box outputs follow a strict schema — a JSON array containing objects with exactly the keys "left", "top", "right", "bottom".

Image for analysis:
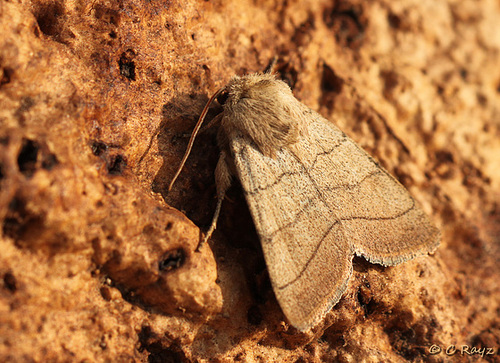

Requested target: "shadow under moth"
[{"left": 169, "top": 72, "right": 440, "bottom": 332}]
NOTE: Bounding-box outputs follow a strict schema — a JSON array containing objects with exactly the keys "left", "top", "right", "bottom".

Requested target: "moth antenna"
[
  {"left": 168, "top": 87, "right": 225, "bottom": 192},
  {"left": 265, "top": 56, "right": 278, "bottom": 74}
]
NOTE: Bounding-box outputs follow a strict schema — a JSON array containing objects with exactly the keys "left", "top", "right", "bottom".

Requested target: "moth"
[{"left": 169, "top": 73, "right": 440, "bottom": 331}]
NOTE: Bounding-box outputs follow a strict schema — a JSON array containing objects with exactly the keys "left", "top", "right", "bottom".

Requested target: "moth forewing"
[{"left": 229, "top": 107, "right": 439, "bottom": 330}]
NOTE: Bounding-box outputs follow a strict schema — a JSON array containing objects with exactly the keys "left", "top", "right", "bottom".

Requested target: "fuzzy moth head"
[
  {"left": 221, "top": 73, "right": 308, "bottom": 157},
  {"left": 168, "top": 73, "right": 308, "bottom": 191}
]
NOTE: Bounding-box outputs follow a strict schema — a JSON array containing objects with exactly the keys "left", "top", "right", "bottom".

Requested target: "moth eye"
[
  {"left": 158, "top": 248, "right": 186, "bottom": 272},
  {"left": 217, "top": 90, "right": 229, "bottom": 106}
]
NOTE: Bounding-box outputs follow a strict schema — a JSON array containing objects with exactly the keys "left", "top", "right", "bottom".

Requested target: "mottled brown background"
[{"left": 0, "top": 0, "right": 499, "bottom": 361}]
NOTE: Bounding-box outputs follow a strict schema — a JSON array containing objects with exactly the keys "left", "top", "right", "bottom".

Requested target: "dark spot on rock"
[
  {"left": 138, "top": 326, "right": 187, "bottom": 363},
  {"left": 165, "top": 222, "right": 173, "bottom": 231},
  {"left": 476, "top": 92, "right": 487, "bottom": 106},
  {"left": 100, "top": 286, "right": 112, "bottom": 301},
  {"left": 119, "top": 50, "right": 136, "bottom": 81},
  {"left": 4, "top": 272, "right": 17, "bottom": 292},
  {"left": 142, "top": 224, "right": 155, "bottom": 236},
  {"left": 291, "top": 16, "right": 315, "bottom": 47},
  {"left": 381, "top": 70, "right": 400, "bottom": 96},
  {"left": 107, "top": 154, "right": 127, "bottom": 175},
  {"left": 33, "top": 23, "right": 41, "bottom": 38},
  {"left": 17, "top": 96, "right": 35, "bottom": 117},
  {"left": 436, "top": 150, "right": 454, "bottom": 164},
  {"left": 33, "top": 0, "right": 65, "bottom": 38},
  {"left": 110, "top": 249, "right": 122, "bottom": 265},
  {"left": 388, "top": 13, "right": 401, "bottom": 28},
  {"left": 42, "top": 153, "right": 59, "bottom": 170},
  {"left": 3, "top": 197, "right": 44, "bottom": 244},
  {"left": 91, "top": 141, "right": 108, "bottom": 156},
  {"left": 321, "top": 64, "right": 344, "bottom": 94},
  {"left": 99, "top": 338, "right": 107, "bottom": 350},
  {"left": 93, "top": 5, "right": 121, "bottom": 26},
  {"left": 323, "top": 3, "right": 365, "bottom": 48},
  {"left": 104, "top": 182, "right": 119, "bottom": 195},
  {"left": 158, "top": 249, "right": 186, "bottom": 272},
  {"left": 138, "top": 325, "right": 157, "bottom": 344},
  {"left": 17, "top": 139, "right": 39, "bottom": 177},
  {"left": 321, "top": 64, "right": 345, "bottom": 110},
  {"left": 0, "top": 67, "right": 14, "bottom": 86},
  {"left": 91, "top": 141, "right": 127, "bottom": 175},
  {"left": 8, "top": 198, "right": 21, "bottom": 211}
]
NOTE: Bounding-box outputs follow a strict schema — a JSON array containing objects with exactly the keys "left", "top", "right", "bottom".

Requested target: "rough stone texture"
[{"left": 0, "top": 0, "right": 499, "bottom": 362}]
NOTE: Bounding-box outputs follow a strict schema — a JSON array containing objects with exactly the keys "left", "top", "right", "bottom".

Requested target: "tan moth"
[{"left": 169, "top": 73, "right": 440, "bottom": 331}]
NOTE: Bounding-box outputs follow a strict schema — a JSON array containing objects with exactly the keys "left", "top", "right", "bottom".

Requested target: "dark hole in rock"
[
  {"left": 3, "top": 272, "right": 17, "bottom": 292},
  {"left": 107, "top": 154, "right": 127, "bottom": 175},
  {"left": 323, "top": 4, "right": 365, "bottom": 48},
  {"left": 388, "top": 13, "right": 401, "bottom": 29},
  {"left": 91, "top": 141, "right": 108, "bottom": 156},
  {"left": 17, "top": 139, "right": 39, "bottom": 177},
  {"left": 321, "top": 64, "right": 344, "bottom": 94},
  {"left": 119, "top": 50, "right": 136, "bottom": 81},
  {"left": 119, "top": 59, "right": 136, "bottom": 80},
  {"left": 0, "top": 67, "right": 14, "bottom": 86},
  {"left": 138, "top": 326, "right": 187, "bottom": 363},
  {"left": 33, "top": 1, "right": 65, "bottom": 38},
  {"left": 158, "top": 249, "right": 186, "bottom": 272}
]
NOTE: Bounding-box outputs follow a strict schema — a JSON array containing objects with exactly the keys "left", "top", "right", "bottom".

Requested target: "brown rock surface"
[{"left": 0, "top": 0, "right": 498, "bottom": 361}]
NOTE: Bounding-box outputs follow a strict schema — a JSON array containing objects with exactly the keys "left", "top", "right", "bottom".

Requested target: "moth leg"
[
  {"left": 200, "top": 112, "right": 223, "bottom": 134},
  {"left": 197, "top": 151, "right": 232, "bottom": 251}
]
